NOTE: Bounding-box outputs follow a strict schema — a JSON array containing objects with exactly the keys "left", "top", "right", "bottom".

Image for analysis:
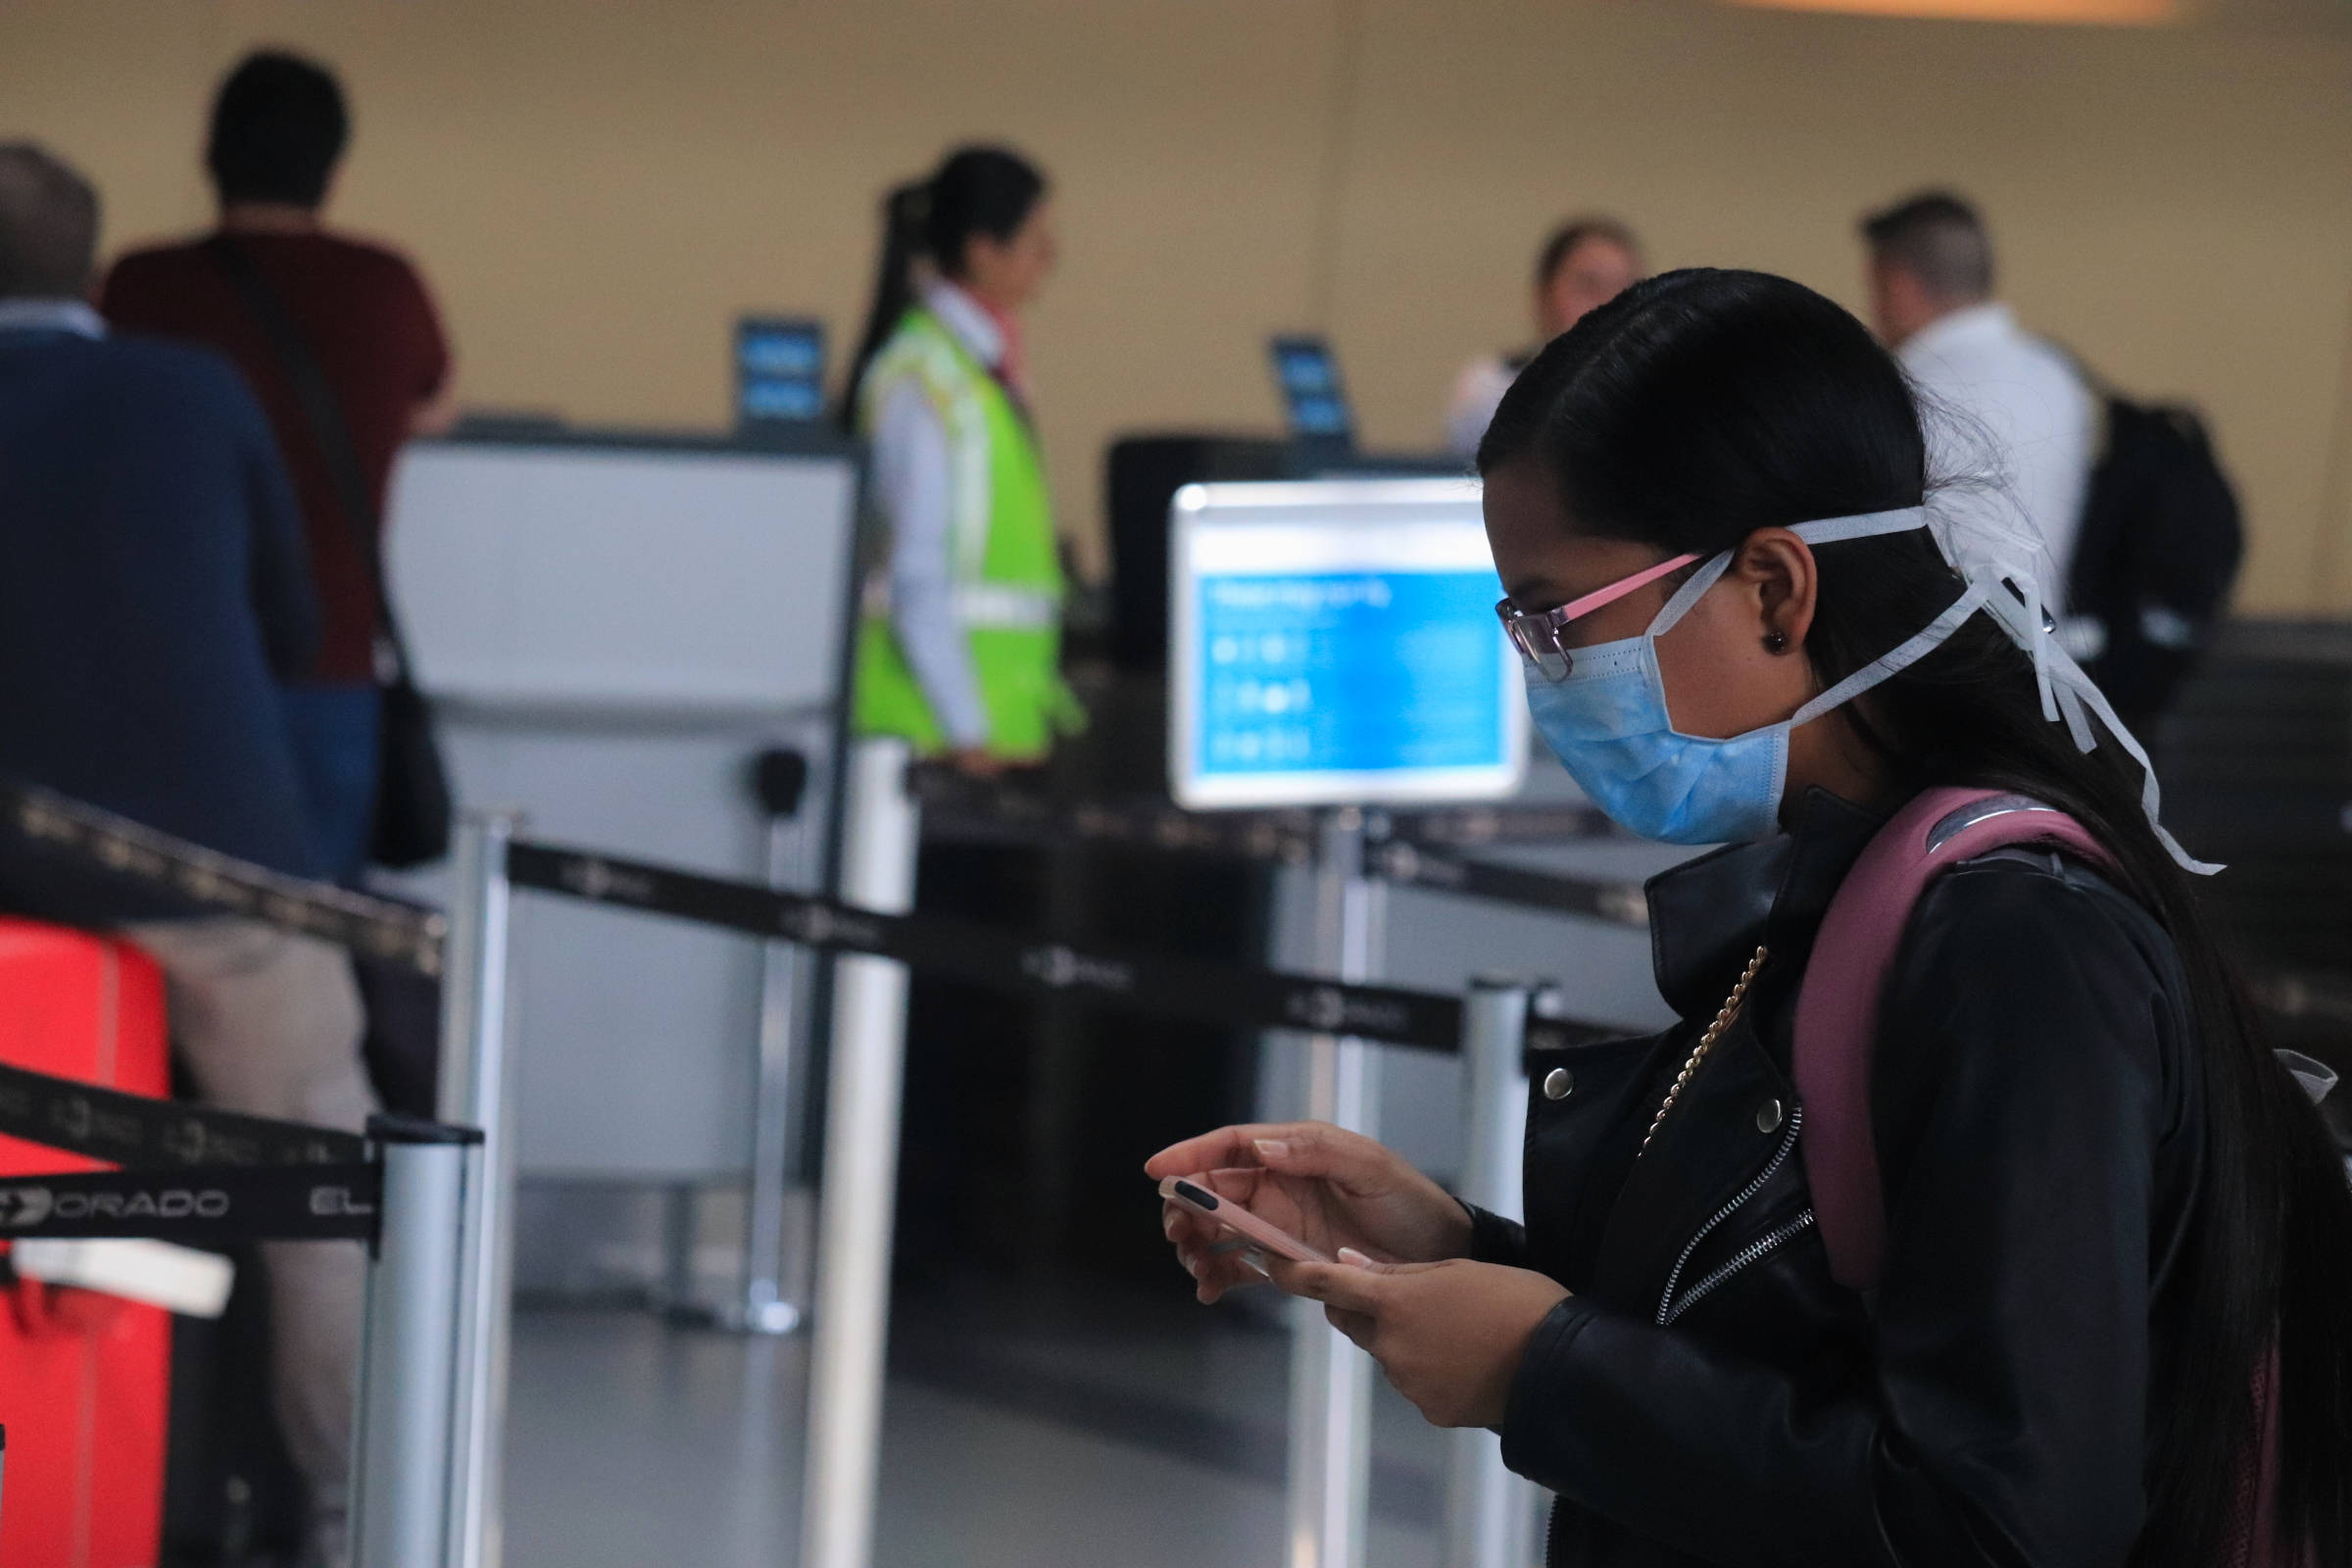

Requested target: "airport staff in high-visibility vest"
[{"left": 842, "top": 144, "right": 1081, "bottom": 772}]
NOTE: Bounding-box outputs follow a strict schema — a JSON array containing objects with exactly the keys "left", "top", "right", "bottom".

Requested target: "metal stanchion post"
[
  {"left": 740, "top": 749, "right": 815, "bottom": 1335},
  {"left": 1446, "top": 980, "right": 1541, "bottom": 1568},
  {"left": 800, "top": 737, "right": 919, "bottom": 1568},
  {"left": 1289, "top": 808, "right": 1385, "bottom": 1568},
  {"left": 351, "top": 1118, "right": 485, "bottom": 1568},
  {"left": 437, "top": 810, "right": 522, "bottom": 1568}
]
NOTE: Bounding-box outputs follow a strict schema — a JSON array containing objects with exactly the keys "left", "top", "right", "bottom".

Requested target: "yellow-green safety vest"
[{"left": 852, "top": 307, "right": 1082, "bottom": 758}]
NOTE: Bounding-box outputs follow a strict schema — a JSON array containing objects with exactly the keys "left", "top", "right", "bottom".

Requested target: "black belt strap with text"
[
  {"left": 909, "top": 773, "right": 1642, "bottom": 924},
  {"left": 508, "top": 842, "right": 1467, "bottom": 1054},
  {"left": 0, "top": 778, "right": 445, "bottom": 976},
  {"left": 1366, "top": 841, "right": 1647, "bottom": 926},
  {"left": 0, "top": 1161, "right": 381, "bottom": 1243},
  {"left": 0, "top": 1060, "right": 367, "bottom": 1169},
  {"left": 0, "top": 1060, "right": 384, "bottom": 1243}
]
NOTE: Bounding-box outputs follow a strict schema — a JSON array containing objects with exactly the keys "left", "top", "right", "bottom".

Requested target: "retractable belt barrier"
[
  {"left": 0, "top": 781, "right": 440, "bottom": 1248},
  {"left": 470, "top": 752, "right": 1637, "bottom": 1568},
  {"left": 0, "top": 1050, "right": 488, "bottom": 1564},
  {"left": 506, "top": 841, "right": 1475, "bottom": 1054},
  {"left": 506, "top": 839, "right": 1629, "bottom": 1058},
  {"left": 0, "top": 779, "right": 447, "bottom": 977},
  {"left": 0, "top": 1161, "right": 381, "bottom": 1244},
  {"left": 0, "top": 1059, "right": 364, "bottom": 1170},
  {"left": 0, "top": 774, "right": 1632, "bottom": 1566},
  {"left": 907, "top": 771, "right": 1649, "bottom": 928},
  {"left": 0, "top": 781, "right": 501, "bottom": 1565},
  {"left": 0, "top": 1060, "right": 482, "bottom": 1247},
  {"left": 908, "top": 768, "right": 1620, "bottom": 851},
  {"left": 1365, "top": 840, "right": 1650, "bottom": 927}
]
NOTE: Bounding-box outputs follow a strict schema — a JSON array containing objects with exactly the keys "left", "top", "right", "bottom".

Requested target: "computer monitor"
[
  {"left": 1267, "top": 335, "right": 1354, "bottom": 449},
  {"left": 1168, "top": 478, "right": 1527, "bottom": 809},
  {"left": 1103, "top": 433, "right": 1291, "bottom": 672},
  {"left": 735, "top": 317, "right": 827, "bottom": 429}
]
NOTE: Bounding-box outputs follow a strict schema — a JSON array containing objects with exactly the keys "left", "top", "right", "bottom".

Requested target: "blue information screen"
[
  {"left": 1171, "top": 481, "right": 1525, "bottom": 808},
  {"left": 1270, "top": 337, "right": 1353, "bottom": 440},
  {"left": 736, "top": 318, "right": 826, "bottom": 427},
  {"left": 1196, "top": 571, "right": 1506, "bottom": 776}
]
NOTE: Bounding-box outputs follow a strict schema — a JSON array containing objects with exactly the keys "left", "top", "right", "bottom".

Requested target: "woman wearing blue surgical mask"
[{"left": 1151, "top": 270, "right": 2352, "bottom": 1568}]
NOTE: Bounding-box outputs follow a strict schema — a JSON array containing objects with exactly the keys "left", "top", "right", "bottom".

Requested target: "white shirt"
[
  {"left": 1445, "top": 352, "right": 1520, "bottom": 459},
  {"left": 869, "top": 279, "right": 1006, "bottom": 750},
  {"left": 0, "top": 298, "right": 107, "bottom": 338},
  {"left": 1899, "top": 302, "right": 2095, "bottom": 605}
]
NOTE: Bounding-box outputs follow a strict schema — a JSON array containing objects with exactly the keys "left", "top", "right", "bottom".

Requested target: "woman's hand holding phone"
[
  {"left": 1268, "top": 1252, "right": 1570, "bottom": 1428},
  {"left": 1144, "top": 1121, "right": 1474, "bottom": 1303}
]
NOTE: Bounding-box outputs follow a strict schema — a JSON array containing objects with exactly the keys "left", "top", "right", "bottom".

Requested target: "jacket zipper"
[
  {"left": 1655, "top": 1105, "right": 1806, "bottom": 1327},
  {"left": 1662, "top": 1211, "right": 1817, "bottom": 1327}
]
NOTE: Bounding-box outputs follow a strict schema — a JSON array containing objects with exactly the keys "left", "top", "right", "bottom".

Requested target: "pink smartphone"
[{"left": 1158, "top": 1174, "right": 1331, "bottom": 1264}]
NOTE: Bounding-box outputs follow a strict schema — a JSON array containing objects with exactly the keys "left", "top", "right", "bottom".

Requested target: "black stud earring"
[{"left": 1763, "top": 630, "right": 1789, "bottom": 654}]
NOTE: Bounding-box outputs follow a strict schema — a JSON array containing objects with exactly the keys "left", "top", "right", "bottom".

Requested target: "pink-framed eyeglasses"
[{"left": 1495, "top": 553, "right": 1700, "bottom": 683}]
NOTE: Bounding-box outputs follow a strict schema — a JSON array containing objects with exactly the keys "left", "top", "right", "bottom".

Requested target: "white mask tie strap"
[
  {"left": 1981, "top": 576, "right": 2070, "bottom": 732},
  {"left": 1963, "top": 553, "right": 2219, "bottom": 874},
  {"left": 1649, "top": 507, "right": 1932, "bottom": 639},
  {"left": 1647, "top": 553, "right": 1732, "bottom": 637},
  {"left": 1789, "top": 579, "right": 1986, "bottom": 726},
  {"left": 1788, "top": 507, "right": 1933, "bottom": 548}
]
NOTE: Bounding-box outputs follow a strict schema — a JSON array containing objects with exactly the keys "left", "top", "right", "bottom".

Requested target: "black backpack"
[{"left": 2065, "top": 378, "right": 2244, "bottom": 733}]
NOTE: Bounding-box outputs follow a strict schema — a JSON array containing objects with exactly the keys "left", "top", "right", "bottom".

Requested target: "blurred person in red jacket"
[{"left": 104, "top": 49, "right": 454, "bottom": 887}]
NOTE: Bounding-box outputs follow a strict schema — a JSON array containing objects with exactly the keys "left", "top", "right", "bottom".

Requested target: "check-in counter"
[{"left": 383, "top": 427, "right": 858, "bottom": 1300}]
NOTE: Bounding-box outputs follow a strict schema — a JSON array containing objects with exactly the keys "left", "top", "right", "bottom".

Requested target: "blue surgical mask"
[{"left": 1524, "top": 509, "right": 1986, "bottom": 845}]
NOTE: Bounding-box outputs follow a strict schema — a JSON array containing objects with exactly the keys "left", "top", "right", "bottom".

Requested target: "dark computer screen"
[
  {"left": 735, "top": 317, "right": 827, "bottom": 427},
  {"left": 1267, "top": 334, "right": 1354, "bottom": 445}
]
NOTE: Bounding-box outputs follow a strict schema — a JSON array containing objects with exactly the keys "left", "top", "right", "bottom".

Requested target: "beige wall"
[{"left": 6, "top": 0, "right": 2349, "bottom": 608}]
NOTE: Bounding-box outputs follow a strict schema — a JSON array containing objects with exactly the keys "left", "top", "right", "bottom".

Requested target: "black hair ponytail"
[
  {"left": 1481, "top": 267, "right": 2352, "bottom": 1567},
  {"left": 837, "top": 179, "right": 932, "bottom": 432},
  {"left": 838, "top": 144, "right": 1048, "bottom": 432}
]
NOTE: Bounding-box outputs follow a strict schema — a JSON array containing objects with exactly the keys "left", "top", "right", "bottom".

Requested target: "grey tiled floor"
[{"left": 505, "top": 1274, "right": 1461, "bottom": 1567}]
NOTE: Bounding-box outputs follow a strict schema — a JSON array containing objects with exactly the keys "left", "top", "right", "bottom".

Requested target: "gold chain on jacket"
[{"left": 1640, "top": 944, "right": 1769, "bottom": 1153}]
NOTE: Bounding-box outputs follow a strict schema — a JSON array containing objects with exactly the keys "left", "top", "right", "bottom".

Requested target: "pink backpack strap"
[{"left": 1792, "top": 786, "right": 2112, "bottom": 1292}]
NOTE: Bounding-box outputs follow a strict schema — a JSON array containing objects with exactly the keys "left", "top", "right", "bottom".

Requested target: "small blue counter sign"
[{"left": 1171, "top": 480, "right": 1525, "bottom": 809}]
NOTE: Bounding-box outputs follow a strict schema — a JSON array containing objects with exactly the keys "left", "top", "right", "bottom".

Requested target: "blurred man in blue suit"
[{"left": 0, "top": 140, "right": 374, "bottom": 1568}]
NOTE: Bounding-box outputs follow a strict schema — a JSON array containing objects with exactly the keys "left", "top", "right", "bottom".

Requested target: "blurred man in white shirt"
[{"left": 1863, "top": 191, "right": 2094, "bottom": 604}]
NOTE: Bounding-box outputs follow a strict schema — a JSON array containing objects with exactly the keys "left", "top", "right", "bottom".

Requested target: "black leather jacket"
[{"left": 1472, "top": 790, "right": 2201, "bottom": 1566}]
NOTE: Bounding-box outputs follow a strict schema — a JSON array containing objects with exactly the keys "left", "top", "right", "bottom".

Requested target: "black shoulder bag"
[{"left": 207, "top": 236, "right": 452, "bottom": 869}]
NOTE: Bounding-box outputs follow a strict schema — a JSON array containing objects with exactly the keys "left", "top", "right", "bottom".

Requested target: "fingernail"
[
  {"left": 1254, "top": 1138, "right": 1290, "bottom": 1160},
  {"left": 1242, "top": 1251, "right": 1271, "bottom": 1281},
  {"left": 1163, "top": 1211, "right": 1178, "bottom": 1239},
  {"left": 1338, "top": 1248, "right": 1372, "bottom": 1266}
]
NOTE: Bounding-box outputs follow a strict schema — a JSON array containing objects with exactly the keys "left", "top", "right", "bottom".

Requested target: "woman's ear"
[{"left": 1735, "top": 529, "right": 1820, "bottom": 655}]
